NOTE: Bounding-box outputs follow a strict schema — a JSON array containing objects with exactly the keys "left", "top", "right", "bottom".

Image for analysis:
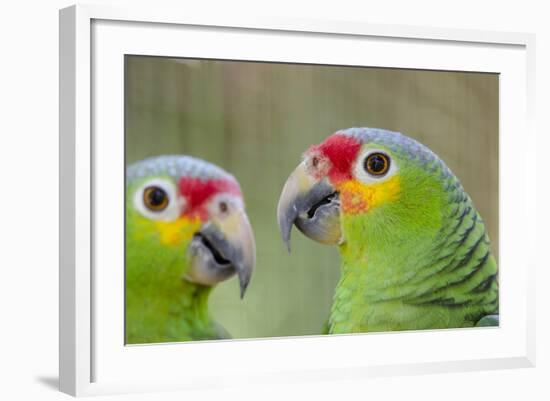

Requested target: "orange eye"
[
  {"left": 143, "top": 186, "right": 169, "bottom": 211},
  {"left": 364, "top": 152, "right": 390, "bottom": 176}
]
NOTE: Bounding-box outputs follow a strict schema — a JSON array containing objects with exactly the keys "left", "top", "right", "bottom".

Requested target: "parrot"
[
  {"left": 126, "top": 155, "right": 255, "bottom": 344},
  {"left": 277, "top": 127, "right": 498, "bottom": 334}
]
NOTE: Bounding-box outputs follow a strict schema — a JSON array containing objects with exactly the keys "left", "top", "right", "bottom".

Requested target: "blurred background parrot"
[
  {"left": 277, "top": 127, "right": 498, "bottom": 333},
  {"left": 126, "top": 155, "right": 255, "bottom": 344}
]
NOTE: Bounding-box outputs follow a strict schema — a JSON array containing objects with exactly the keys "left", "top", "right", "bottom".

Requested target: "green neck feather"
[
  {"left": 125, "top": 204, "right": 225, "bottom": 344},
  {"left": 329, "top": 164, "right": 498, "bottom": 333},
  {"left": 125, "top": 263, "right": 221, "bottom": 343}
]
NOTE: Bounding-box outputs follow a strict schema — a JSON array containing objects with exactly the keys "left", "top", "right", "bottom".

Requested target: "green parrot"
[
  {"left": 126, "top": 155, "right": 255, "bottom": 344},
  {"left": 277, "top": 128, "right": 498, "bottom": 334}
]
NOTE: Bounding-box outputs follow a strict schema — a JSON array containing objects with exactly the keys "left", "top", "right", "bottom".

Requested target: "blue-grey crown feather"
[
  {"left": 126, "top": 155, "right": 236, "bottom": 185},
  {"left": 339, "top": 127, "right": 453, "bottom": 179}
]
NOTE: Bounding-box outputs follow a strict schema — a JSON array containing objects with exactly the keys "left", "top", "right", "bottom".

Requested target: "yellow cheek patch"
[
  {"left": 338, "top": 176, "right": 401, "bottom": 215},
  {"left": 155, "top": 217, "right": 201, "bottom": 246}
]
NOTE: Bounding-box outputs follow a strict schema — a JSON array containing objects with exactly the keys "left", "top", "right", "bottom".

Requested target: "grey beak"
[
  {"left": 187, "top": 208, "right": 256, "bottom": 298},
  {"left": 277, "top": 162, "right": 342, "bottom": 251}
]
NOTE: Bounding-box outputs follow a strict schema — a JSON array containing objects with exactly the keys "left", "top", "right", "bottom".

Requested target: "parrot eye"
[
  {"left": 364, "top": 152, "right": 390, "bottom": 176},
  {"left": 133, "top": 178, "right": 181, "bottom": 221},
  {"left": 143, "top": 186, "right": 169, "bottom": 212}
]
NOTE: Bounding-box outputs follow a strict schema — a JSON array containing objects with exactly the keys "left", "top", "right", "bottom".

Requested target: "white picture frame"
[{"left": 59, "top": 4, "right": 536, "bottom": 397}]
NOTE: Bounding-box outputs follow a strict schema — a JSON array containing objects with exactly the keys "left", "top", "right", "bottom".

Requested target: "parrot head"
[
  {"left": 127, "top": 155, "right": 255, "bottom": 298},
  {"left": 278, "top": 128, "right": 454, "bottom": 255}
]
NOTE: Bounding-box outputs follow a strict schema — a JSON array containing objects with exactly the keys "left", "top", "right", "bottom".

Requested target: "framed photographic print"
[{"left": 59, "top": 4, "right": 536, "bottom": 396}]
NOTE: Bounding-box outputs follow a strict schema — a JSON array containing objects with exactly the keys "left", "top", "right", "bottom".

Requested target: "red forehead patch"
[
  {"left": 309, "top": 133, "right": 362, "bottom": 184},
  {"left": 178, "top": 177, "right": 241, "bottom": 219}
]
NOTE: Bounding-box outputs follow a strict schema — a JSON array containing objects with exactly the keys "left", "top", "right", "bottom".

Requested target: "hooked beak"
[
  {"left": 187, "top": 208, "right": 256, "bottom": 298},
  {"left": 277, "top": 161, "right": 342, "bottom": 251}
]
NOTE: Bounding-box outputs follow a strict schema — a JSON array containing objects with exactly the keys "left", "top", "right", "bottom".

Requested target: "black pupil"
[
  {"left": 148, "top": 187, "right": 166, "bottom": 206},
  {"left": 366, "top": 154, "right": 387, "bottom": 174}
]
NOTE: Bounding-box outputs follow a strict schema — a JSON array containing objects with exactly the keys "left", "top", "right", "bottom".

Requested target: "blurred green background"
[{"left": 125, "top": 56, "right": 499, "bottom": 339}]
